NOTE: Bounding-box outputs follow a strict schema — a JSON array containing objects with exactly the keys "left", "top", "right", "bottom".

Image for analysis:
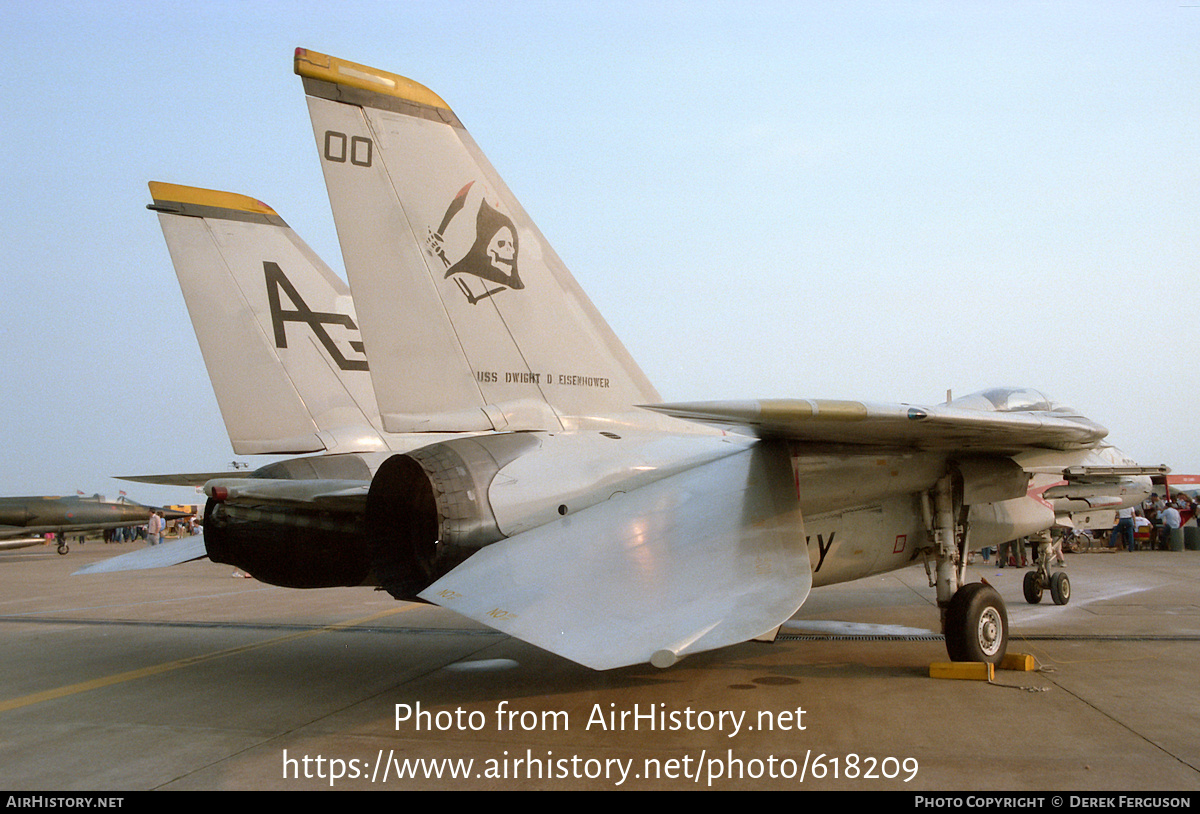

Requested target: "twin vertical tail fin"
[
  {"left": 147, "top": 182, "right": 387, "bottom": 455},
  {"left": 151, "top": 51, "right": 664, "bottom": 452},
  {"left": 295, "top": 49, "right": 660, "bottom": 433}
]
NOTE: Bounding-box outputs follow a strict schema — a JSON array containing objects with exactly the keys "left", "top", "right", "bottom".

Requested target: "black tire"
[
  {"left": 945, "top": 583, "right": 1008, "bottom": 663},
  {"left": 1050, "top": 571, "right": 1071, "bottom": 605},
  {"left": 57, "top": 544, "right": 68, "bottom": 555},
  {"left": 1023, "top": 570, "right": 1043, "bottom": 604}
]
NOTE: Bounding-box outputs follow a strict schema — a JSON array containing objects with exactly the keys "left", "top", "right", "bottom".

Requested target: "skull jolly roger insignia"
[{"left": 426, "top": 181, "right": 524, "bottom": 305}]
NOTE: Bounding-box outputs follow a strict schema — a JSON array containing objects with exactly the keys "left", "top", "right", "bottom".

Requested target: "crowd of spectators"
[{"left": 1116, "top": 491, "right": 1197, "bottom": 551}]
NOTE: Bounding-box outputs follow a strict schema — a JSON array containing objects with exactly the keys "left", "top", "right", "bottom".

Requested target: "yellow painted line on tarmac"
[{"left": 0, "top": 606, "right": 418, "bottom": 714}]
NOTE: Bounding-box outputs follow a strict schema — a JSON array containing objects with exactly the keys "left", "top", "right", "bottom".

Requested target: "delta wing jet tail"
[
  {"left": 147, "top": 183, "right": 386, "bottom": 455},
  {"left": 294, "top": 49, "right": 661, "bottom": 433}
]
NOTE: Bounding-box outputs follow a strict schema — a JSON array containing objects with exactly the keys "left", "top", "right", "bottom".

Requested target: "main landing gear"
[
  {"left": 1022, "top": 535, "right": 1070, "bottom": 605},
  {"left": 926, "top": 475, "right": 1009, "bottom": 664},
  {"left": 945, "top": 583, "right": 1008, "bottom": 663}
]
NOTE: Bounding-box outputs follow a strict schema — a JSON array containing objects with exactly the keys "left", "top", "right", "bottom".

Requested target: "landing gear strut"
[{"left": 927, "top": 475, "right": 1009, "bottom": 664}]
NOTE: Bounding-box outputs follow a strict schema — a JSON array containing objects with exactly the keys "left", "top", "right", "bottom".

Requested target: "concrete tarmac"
[{"left": 1, "top": 540, "right": 1198, "bottom": 790}]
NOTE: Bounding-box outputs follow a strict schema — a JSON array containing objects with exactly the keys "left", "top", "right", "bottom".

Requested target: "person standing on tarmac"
[
  {"left": 147, "top": 510, "right": 163, "bottom": 546},
  {"left": 1111, "top": 506, "right": 1136, "bottom": 552},
  {"left": 1161, "top": 501, "right": 1182, "bottom": 549}
]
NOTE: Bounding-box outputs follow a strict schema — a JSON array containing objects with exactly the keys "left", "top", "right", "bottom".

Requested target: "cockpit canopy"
[{"left": 949, "top": 388, "right": 1076, "bottom": 415}]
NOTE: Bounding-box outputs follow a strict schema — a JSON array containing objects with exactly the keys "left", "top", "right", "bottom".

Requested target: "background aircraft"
[
  {"left": 1, "top": 494, "right": 190, "bottom": 554},
  {"left": 0, "top": 537, "right": 50, "bottom": 553},
  {"left": 102, "top": 49, "right": 1161, "bottom": 671}
]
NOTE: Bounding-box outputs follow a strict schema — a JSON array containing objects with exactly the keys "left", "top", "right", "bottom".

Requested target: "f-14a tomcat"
[{"left": 107, "top": 49, "right": 1163, "bottom": 671}]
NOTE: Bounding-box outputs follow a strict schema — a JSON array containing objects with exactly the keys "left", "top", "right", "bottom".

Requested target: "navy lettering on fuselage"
[
  {"left": 264, "top": 261, "right": 369, "bottom": 371},
  {"left": 806, "top": 531, "right": 836, "bottom": 573}
]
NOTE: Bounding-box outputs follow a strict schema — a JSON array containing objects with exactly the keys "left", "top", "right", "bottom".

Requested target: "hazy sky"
[{"left": 2, "top": 1, "right": 1197, "bottom": 508}]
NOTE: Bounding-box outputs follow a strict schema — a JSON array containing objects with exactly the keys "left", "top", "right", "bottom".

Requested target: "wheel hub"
[{"left": 978, "top": 608, "right": 1002, "bottom": 656}]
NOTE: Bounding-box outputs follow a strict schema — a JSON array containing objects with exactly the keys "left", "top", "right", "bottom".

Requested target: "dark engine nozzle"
[
  {"left": 366, "top": 433, "right": 538, "bottom": 600},
  {"left": 201, "top": 435, "right": 538, "bottom": 596},
  {"left": 203, "top": 499, "right": 370, "bottom": 588}
]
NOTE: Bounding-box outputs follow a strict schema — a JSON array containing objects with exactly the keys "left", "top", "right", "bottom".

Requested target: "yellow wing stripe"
[
  {"left": 294, "top": 48, "right": 451, "bottom": 112},
  {"left": 758, "top": 399, "right": 870, "bottom": 422}
]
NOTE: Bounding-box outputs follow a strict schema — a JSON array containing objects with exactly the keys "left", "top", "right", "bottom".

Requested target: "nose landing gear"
[{"left": 1022, "top": 536, "right": 1071, "bottom": 605}]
